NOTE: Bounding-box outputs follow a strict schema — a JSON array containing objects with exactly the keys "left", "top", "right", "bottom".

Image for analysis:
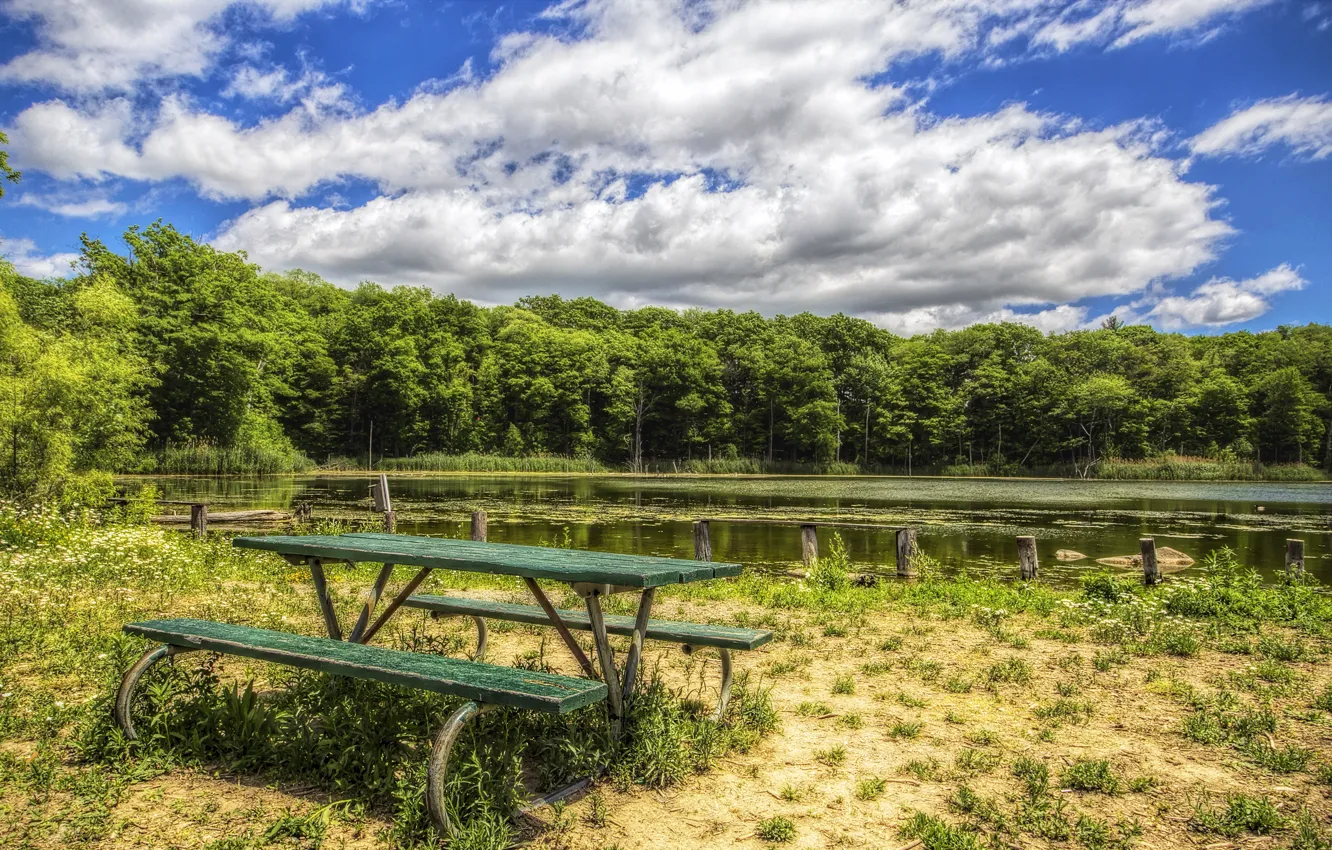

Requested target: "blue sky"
[{"left": 0, "top": 0, "right": 1329, "bottom": 335}]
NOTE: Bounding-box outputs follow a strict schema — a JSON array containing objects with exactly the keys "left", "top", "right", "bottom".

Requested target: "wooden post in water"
[
  {"left": 1140, "top": 538, "right": 1159, "bottom": 586},
  {"left": 294, "top": 501, "right": 312, "bottom": 524},
  {"left": 371, "top": 473, "right": 395, "bottom": 533},
  {"left": 800, "top": 524, "right": 818, "bottom": 567},
  {"left": 896, "top": 528, "right": 918, "bottom": 577},
  {"left": 1017, "top": 535, "right": 1038, "bottom": 581},
  {"left": 189, "top": 503, "right": 207, "bottom": 539},
  {"left": 471, "top": 511, "right": 488, "bottom": 542},
  {"left": 1286, "top": 539, "right": 1305, "bottom": 579},
  {"left": 693, "top": 520, "right": 712, "bottom": 561}
]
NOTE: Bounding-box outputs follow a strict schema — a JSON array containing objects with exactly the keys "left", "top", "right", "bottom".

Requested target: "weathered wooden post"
[
  {"left": 693, "top": 520, "right": 712, "bottom": 561},
  {"left": 800, "top": 524, "right": 818, "bottom": 567},
  {"left": 1017, "top": 535, "right": 1038, "bottom": 581},
  {"left": 471, "top": 511, "right": 488, "bottom": 542},
  {"left": 896, "top": 528, "right": 918, "bottom": 577},
  {"left": 1286, "top": 539, "right": 1305, "bottom": 579},
  {"left": 372, "top": 473, "right": 395, "bottom": 533},
  {"left": 189, "top": 503, "right": 207, "bottom": 539},
  {"left": 1140, "top": 538, "right": 1159, "bottom": 586},
  {"left": 294, "top": 501, "right": 312, "bottom": 524}
]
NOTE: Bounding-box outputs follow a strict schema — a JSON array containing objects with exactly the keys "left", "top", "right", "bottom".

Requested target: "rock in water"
[
  {"left": 1095, "top": 546, "right": 1194, "bottom": 571},
  {"left": 1055, "top": 549, "right": 1087, "bottom": 562}
]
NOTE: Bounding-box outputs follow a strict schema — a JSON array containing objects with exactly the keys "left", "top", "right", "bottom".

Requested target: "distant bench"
[
  {"left": 402, "top": 594, "right": 772, "bottom": 719},
  {"left": 115, "top": 618, "right": 606, "bottom": 838}
]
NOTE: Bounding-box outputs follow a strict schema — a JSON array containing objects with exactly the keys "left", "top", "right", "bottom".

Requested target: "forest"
[{"left": 2, "top": 222, "right": 1330, "bottom": 494}]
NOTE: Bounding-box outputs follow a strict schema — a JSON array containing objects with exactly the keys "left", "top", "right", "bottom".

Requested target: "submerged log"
[{"left": 1055, "top": 549, "right": 1087, "bottom": 562}]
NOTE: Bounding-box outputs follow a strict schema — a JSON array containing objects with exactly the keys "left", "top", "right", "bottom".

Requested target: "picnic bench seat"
[
  {"left": 402, "top": 594, "right": 772, "bottom": 719},
  {"left": 115, "top": 618, "right": 606, "bottom": 838}
]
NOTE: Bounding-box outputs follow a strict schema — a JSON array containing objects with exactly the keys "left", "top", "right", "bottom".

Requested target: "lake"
[{"left": 128, "top": 474, "right": 1332, "bottom": 585}]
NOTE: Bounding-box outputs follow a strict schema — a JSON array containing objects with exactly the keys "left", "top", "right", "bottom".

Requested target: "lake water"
[{"left": 129, "top": 474, "right": 1332, "bottom": 585}]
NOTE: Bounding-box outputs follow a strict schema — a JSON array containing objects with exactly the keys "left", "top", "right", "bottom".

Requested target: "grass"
[
  {"left": 5, "top": 504, "right": 1332, "bottom": 849},
  {"left": 147, "top": 440, "right": 315, "bottom": 475},
  {"left": 380, "top": 452, "right": 609, "bottom": 473}
]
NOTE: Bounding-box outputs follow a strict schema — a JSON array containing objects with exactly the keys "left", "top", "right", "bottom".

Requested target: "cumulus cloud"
[
  {"left": 1192, "top": 94, "right": 1332, "bottom": 160},
  {"left": 1, "top": 0, "right": 1288, "bottom": 328},
  {"left": 0, "top": 236, "right": 80, "bottom": 277},
  {"left": 1141, "top": 264, "right": 1306, "bottom": 328},
  {"left": 0, "top": 0, "right": 357, "bottom": 93}
]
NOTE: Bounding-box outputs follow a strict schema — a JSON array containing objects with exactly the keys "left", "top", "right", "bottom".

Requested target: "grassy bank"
[
  {"left": 4, "top": 508, "right": 1332, "bottom": 849},
  {"left": 355, "top": 452, "right": 1327, "bottom": 481}
]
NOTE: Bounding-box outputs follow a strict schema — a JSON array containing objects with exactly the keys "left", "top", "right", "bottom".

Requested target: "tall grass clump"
[
  {"left": 380, "top": 452, "right": 608, "bottom": 473},
  {"left": 150, "top": 440, "right": 315, "bottom": 475},
  {"left": 1093, "top": 456, "right": 1323, "bottom": 482}
]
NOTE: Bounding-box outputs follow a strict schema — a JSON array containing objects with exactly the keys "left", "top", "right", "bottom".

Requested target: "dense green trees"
[{"left": 2, "top": 223, "right": 1330, "bottom": 489}]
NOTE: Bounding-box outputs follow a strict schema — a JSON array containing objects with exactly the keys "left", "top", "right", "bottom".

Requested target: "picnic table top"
[{"left": 232, "top": 531, "right": 743, "bottom": 588}]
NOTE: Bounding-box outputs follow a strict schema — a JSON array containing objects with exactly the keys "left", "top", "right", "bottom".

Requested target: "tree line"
[{"left": 2, "top": 223, "right": 1329, "bottom": 493}]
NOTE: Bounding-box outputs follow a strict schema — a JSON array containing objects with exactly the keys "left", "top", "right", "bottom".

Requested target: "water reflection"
[{"left": 125, "top": 474, "right": 1332, "bottom": 585}]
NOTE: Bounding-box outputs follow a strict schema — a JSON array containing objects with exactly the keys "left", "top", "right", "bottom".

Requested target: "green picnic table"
[{"left": 116, "top": 531, "right": 768, "bottom": 838}]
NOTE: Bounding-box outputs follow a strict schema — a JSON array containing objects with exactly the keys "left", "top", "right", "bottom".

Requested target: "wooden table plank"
[{"left": 233, "top": 532, "right": 742, "bottom": 587}]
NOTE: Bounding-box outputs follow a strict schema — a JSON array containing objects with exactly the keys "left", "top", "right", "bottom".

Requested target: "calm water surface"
[{"left": 132, "top": 475, "right": 1332, "bottom": 585}]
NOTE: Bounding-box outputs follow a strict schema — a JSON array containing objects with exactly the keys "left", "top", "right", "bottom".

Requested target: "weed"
[
  {"left": 904, "top": 758, "right": 943, "bottom": 782},
  {"left": 832, "top": 675, "right": 856, "bottom": 695},
  {"left": 1011, "top": 757, "right": 1049, "bottom": 799},
  {"left": 898, "top": 692, "right": 928, "bottom": 708},
  {"left": 897, "top": 811, "right": 981, "bottom": 850},
  {"left": 815, "top": 745, "right": 847, "bottom": 766},
  {"left": 879, "top": 636, "right": 904, "bottom": 652},
  {"left": 756, "top": 815, "right": 796, "bottom": 843},
  {"left": 888, "top": 720, "right": 923, "bottom": 740},
  {"left": 955, "top": 748, "right": 1001, "bottom": 774},
  {"left": 855, "top": 776, "right": 887, "bottom": 801},
  {"left": 1062, "top": 759, "right": 1120, "bottom": 794},
  {"left": 944, "top": 675, "right": 974, "bottom": 694},
  {"left": 1191, "top": 793, "right": 1283, "bottom": 837},
  {"left": 985, "top": 657, "right": 1032, "bottom": 686},
  {"left": 795, "top": 701, "right": 830, "bottom": 717},
  {"left": 837, "top": 713, "right": 863, "bottom": 730},
  {"left": 965, "top": 728, "right": 994, "bottom": 746},
  {"left": 1034, "top": 698, "right": 1093, "bottom": 724}
]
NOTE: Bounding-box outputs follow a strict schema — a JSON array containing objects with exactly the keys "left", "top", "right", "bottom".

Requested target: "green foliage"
[
  {"left": 807, "top": 532, "right": 852, "bottom": 592},
  {"left": 11, "top": 229, "right": 1332, "bottom": 478},
  {"left": 0, "top": 130, "right": 18, "bottom": 197}
]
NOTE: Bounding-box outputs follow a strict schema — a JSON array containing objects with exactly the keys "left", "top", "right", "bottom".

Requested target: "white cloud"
[
  {"left": 0, "top": 236, "right": 80, "bottom": 277},
  {"left": 0, "top": 0, "right": 357, "bottom": 93},
  {"left": 1141, "top": 264, "right": 1306, "bottom": 328},
  {"left": 15, "top": 191, "right": 127, "bottom": 217},
  {"left": 1, "top": 0, "right": 1285, "bottom": 328},
  {"left": 1034, "top": 0, "right": 1277, "bottom": 51},
  {"left": 1191, "top": 94, "right": 1332, "bottom": 160},
  {"left": 221, "top": 62, "right": 348, "bottom": 108}
]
